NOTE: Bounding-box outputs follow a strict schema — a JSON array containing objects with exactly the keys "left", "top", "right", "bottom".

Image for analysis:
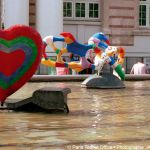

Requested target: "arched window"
[{"left": 139, "top": 0, "right": 150, "bottom": 26}]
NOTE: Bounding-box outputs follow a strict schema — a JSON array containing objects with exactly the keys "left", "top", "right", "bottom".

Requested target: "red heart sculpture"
[{"left": 0, "top": 25, "right": 42, "bottom": 104}]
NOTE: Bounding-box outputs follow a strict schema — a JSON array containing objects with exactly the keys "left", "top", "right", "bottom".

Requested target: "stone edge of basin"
[{"left": 30, "top": 74, "right": 150, "bottom": 82}]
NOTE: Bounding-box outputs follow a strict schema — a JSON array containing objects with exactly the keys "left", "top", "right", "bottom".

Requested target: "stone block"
[
  {"left": 5, "top": 87, "right": 71, "bottom": 113},
  {"left": 32, "top": 87, "right": 71, "bottom": 113}
]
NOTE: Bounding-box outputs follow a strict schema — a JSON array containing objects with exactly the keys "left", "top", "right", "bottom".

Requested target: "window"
[
  {"left": 75, "top": 3, "right": 85, "bottom": 17},
  {"left": 139, "top": 5, "right": 146, "bottom": 26},
  {"left": 63, "top": 0, "right": 100, "bottom": 20},
  {"left": 89, "top": 3, "right": 99, "bottom": 18},
  {"left": 63, "top": 2, "right": 73, "bottom": 17},
  {"left": 139, "top": 0, "right": 150, "bottom": 26}
]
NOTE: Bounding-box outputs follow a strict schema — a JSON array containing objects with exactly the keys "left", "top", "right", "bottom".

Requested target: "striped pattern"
[
  {"left": 0, "top": 37, "right": 37, "bottom": 89},
  {"left": 0, "top": 25, "right": 42, "bottom": 103}
]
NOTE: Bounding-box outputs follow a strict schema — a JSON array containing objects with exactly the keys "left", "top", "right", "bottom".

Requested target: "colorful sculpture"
[
  {"left": 41, "top": 32, "right": 125, "bottom": 79},
  {"left": 0, "top": 25, "right": 42, "bottom": 105},
  {"left": 94, "top": 46, "right": 125, "bottom": 80},
  {"left": 88, "top": 33, "right": 125, "bottom": 80}
]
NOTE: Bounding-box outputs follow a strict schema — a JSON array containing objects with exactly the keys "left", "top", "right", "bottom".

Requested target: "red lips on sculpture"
[{"left": 0, "top": 25, "right": 42, "bottom": 104}]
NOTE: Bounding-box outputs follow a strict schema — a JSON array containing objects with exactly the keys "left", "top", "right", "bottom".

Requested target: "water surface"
[{"left": 0, "top": 81, "right": 150, "bottom": 150}]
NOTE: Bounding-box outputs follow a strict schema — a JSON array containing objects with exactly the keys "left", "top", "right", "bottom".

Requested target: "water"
[{"left": 0, "top": 81, "right": 150, "bottom": 150}]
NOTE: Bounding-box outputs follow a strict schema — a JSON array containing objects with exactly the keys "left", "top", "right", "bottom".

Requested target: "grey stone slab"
[{"left": 5, "top": 87, "right": 71, "bottom": 113}]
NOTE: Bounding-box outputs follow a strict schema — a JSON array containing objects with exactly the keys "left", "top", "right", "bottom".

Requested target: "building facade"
[{"left": 0, "top": 0, "right": 150, "bottom": 74}]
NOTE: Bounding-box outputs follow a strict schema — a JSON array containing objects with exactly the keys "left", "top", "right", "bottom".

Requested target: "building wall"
[
  {"left": 101, "top": 0, "right": 138, "bottom": 46},
  {"left": 63, "top": 21, "right": 101, "bottom": 43}
]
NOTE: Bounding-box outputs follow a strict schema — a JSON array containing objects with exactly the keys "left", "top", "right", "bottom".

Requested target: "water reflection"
[{"left": 0, "top": 81, "right": 150, "bottom": 149}]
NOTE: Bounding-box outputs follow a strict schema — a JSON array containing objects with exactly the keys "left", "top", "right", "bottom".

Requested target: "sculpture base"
[{"left": 81, "top": 72, "right": 125, "bottom": 89}]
